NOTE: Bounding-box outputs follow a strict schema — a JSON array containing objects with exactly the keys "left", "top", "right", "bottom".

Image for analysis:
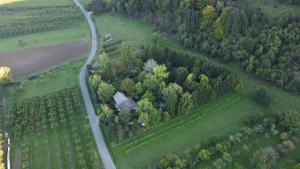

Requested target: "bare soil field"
[{"left": 0, "top": 42, "right": 89, "bottom": 77}]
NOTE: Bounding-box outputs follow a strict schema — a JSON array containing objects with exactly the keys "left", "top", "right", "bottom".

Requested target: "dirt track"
[{"left": 0, "top": 42, "right": 89, "bottom": 77}]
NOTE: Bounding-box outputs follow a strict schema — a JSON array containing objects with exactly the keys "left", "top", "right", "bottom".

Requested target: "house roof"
[{"left": 113, "top": 92, "right": 136, "bottom": 111}]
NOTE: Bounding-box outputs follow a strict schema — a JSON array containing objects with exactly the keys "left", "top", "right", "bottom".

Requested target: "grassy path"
[{"left": 94, "top": 13, "right": 300, "bottom": 169}]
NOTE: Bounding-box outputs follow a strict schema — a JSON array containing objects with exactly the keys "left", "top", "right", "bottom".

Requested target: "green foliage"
[
  {"left": 100, "top": 104, "right": 114, "bottom": 126},
  {"left": 253, "top": 87, "right": 271, "bottom": 106},
  {"left": 160, "top": 153, "right": 186, "bottom": 169},
  {"left": 175, "top": 67, "right": 189, "bottom": 84},
  {"left": 178, "top": 92, "right": 193, "bottom": 115},
  {"left": 121, "top": 41, "right": 135, "bottom": 70},
  {"left": 199, "top": 149, "right": 212, "bottom": 161},
  {"left": 153, "top": 64, "right": 169, "bottom": 82},
  {"left": 121, "top": 78, "right": 135, "bottom": 96},
  {"left": 250, "top": 149, "right": 271, "bottom": 169},
  {"left": 200, "top": 5, "right": 216, "bottom": 29},
  {"left": 293, "top": 163, "right": 300, "bottom": 169},
  {"left": 97, "top": 81, "right": 115, "bottom": 103},
  {"left": 162, "top": 83, "right": 183, "bottom": 116},
  {"left": 278, "top": 111, "right": 300, "bottom": 131}
]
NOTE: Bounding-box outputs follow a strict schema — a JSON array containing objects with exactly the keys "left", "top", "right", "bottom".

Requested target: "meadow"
[{"left": 95, "top": 13, "right": 300, "bottom": 169}]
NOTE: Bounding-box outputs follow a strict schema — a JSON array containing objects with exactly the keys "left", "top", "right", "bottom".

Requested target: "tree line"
[{"left": 90, "top": 0, "right": 300, "bottom": 94}]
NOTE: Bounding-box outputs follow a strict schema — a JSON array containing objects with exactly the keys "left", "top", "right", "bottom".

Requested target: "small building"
[{"left": 113, "top": 92, "right": 136, "bottom": 111}]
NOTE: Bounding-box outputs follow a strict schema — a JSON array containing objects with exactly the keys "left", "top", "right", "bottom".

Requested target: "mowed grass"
[
  {"left": 249, "top": 0, "right": 300, "bottom": 17},
  {"left": 95, "top": 13, "right": 300, "bottom": 169},
  {"left": 7, "top": 58, "right": 85, "bottom": 101}
]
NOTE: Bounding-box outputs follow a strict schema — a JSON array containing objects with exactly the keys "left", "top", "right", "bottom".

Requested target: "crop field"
[
  {"left": 95, "top": 13, "right": 300, "bottom": 169},
  {"left": 8, "top": 88, "right": 104, "bottom": 169},
  {"left": 0, "top": 0, "right": 90, "bottom": 55}
]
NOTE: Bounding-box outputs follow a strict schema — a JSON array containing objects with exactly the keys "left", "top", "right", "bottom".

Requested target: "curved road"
[{"left": 73, "top": 0, "right": 117, "bottom": 169}]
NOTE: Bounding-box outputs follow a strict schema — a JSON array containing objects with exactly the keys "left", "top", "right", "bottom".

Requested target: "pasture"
[{"left": 95, "top": 13, "right": 300, "bottom": 169}]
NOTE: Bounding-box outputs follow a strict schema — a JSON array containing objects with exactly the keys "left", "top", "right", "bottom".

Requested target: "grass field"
[
  {"left": 249, "top": 0, "right": 300, "bottom": 17},
  {"left": 6, "top": 58, "right": 85, "bottom": 101},
  {"left": 95, "top": 13, "right": 300, "bottom": 169}
]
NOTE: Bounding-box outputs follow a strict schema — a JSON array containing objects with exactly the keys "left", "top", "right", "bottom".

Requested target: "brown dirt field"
[{"left": 0, "top": 42, "right": 89, "bottom": 77}]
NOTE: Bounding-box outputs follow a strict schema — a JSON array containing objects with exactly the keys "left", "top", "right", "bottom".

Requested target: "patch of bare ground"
[{"left": 0, "top": 42, "right": 89, "bottom": 77}]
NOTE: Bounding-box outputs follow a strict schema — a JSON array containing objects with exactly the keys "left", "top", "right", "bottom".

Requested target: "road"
[{"left": 73, "top": 0, "right": 117, "bottom": 169}]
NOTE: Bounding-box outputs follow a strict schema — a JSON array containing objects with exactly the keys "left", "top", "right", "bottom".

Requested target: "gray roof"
[{"left": 113, "top": 92, "right": 136, "bottom": 111}]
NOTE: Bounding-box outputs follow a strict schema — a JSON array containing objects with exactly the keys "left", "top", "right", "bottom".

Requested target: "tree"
[
  {"left": 143, "top": 74, "right": 161, "bottom": 93},
  {"left": 136, "top": 98, "right": 157, "bottom": 126},
  {"left": 99, "top": 104, "right": 114, "bottom": 126},
  {"left": 121, "top": 78, "right": 135, "bottom": 96},
  {"left": 97, "top": 81, "right": 115, "bottom": 103},
  {"left": 199, "top": 149, "right": 212, "bottom": 160},
  {"left": 88, "top": 74, "right": 102, "bottom": 89},
  {"left": 201, "top": 5, "right": 216, "bottom": 29},
  {"left": 0, "top": 66, "right": 12, "bottom": 85},
  {"left": 98, "top": 52, "right": 115, "bottom": 81},
  {"left": 200, "top": 74, "right": 209, "bottom": 84},
  {"left": 253, "top": 87, "right": 271, "bottom": 106},
  {"left": 192, "top": 82, "right": 213, "bottom": 106},
  {"left": 142, "top": 90, "right": 156, "bottom": 103},
  {"left": 293, "top": 163, "right": 300, "bottom": 169},
  {"left": 160, "top": 153, "right": 186, "bottom": 169},
  {"left": 250, "top": 149, "right": 271, "bottom": 169},
  {"left": 175, "top": 67, "right": 188, "bottom": 84},
  {"left": 153, "top": 64, "right": 169, "bottom": 82},
  {"left": 278, "top": 111, "right": 300, "bottom": 131},
  {"left": 178, "top": 92, "right": 193, "bottom": 115},
  {"left": 121, "top": 41, "right": 135, "bottom": 70},
  {"left": 119, "top": 108, "right": 132, "bottom": 126},
  {"left": 162, "top": 83, "right": 183, "bottom": 116},
  {"left": 213, "top": 158, "right": 226, "bottom": 169}
]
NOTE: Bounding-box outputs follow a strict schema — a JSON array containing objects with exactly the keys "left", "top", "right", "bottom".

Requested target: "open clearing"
[
  {"left": 95, "top": 13, "right": 300, "bottom": 169},
  {"left": 0, "top": 42, "right": 89, "bottom": 77}
]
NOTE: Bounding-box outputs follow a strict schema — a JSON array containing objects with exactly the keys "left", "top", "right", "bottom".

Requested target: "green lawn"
[
  {"left": 95, "top": 13, "right": 300, "bottom": 169},
  {"left": 6, "top": 58, "right": 85, "bottom": 101},
  {"left": 249, "top": 0, "right": 300, "bottom": 17}
]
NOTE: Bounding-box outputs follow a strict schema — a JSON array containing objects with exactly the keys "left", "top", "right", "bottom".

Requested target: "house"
[{"left": 113, "top": 92, "right": 136, "bottom": 111}]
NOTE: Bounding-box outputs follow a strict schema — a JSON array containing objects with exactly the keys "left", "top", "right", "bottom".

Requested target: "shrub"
[{"left": 253, "top": 87, "right": 271, "bottom": 106}]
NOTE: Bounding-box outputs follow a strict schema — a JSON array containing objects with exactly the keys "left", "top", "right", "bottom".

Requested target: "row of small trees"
[
  {"left": 153, "top": 111, "right": 300, "bottom": 169},
  {"left": 0, "top": 5, "right": 82, "bottom": 39},
  {"left": 8, "top": 88, "right": 82, "bottom": 140}
]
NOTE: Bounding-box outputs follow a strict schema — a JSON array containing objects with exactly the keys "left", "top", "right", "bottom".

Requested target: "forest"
[{"left": 89, "top": 0, "right": 300, "bottom": 94}]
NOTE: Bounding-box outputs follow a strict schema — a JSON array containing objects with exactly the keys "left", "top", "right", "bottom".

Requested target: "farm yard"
[{"left": 92, "top": 13, "right": 300, "bottom": 169}]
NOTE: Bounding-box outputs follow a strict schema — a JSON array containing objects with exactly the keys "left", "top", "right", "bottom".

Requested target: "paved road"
[{"left": 73, "top": 0, "right": 117, "bottom": 169}]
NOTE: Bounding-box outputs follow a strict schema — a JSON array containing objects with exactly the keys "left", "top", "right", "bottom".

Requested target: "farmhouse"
[{"left": 113, "top": 92, "right": 136, "bottom": 111}]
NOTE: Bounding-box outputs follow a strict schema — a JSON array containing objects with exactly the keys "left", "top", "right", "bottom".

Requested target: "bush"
[{"left": 253, "top": 87, "right": 271, "bottom": 106}]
